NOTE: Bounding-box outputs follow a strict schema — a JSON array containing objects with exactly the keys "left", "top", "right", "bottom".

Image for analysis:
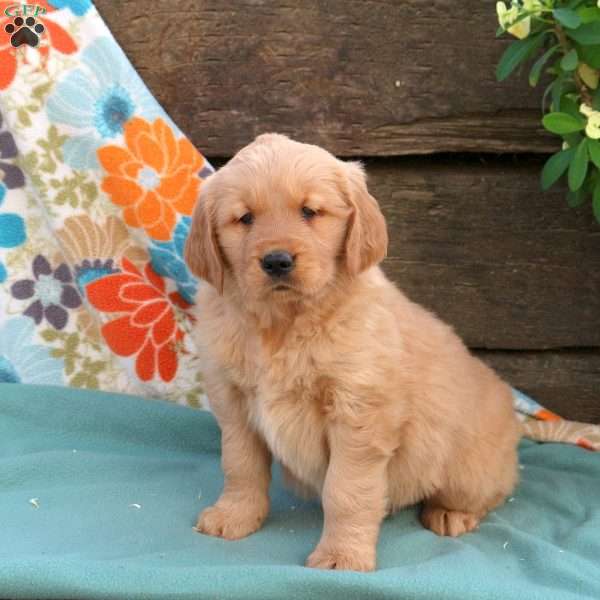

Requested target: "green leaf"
[
  {"left": 561, "top": 48, "right": 579, "bottom": 71},
  {"left": 86, "top": 375, "right": 99, "bottom": 390},
  {"left": 588, "top": 138, "right": 600, "bottom": 168},
  {"left": 65, "top": 332, "right": 78, "bottom": 354},
  {"left": 577, "top": 43, "right": 600, "bottom": 68},
  {"left": 567, "top": 188, "right": 586, "bottom": 207},
  {"left": 46, "top": 125, "right": 67, "bottom": 152},
  {"left": 87, "top": 360, "right": 106, "bottom": 376},
  {"left": 577, "top": 7, "right": 600, "bottom": 24},
  {"left": 541, "top": 147, "right": 575, "bottom": 190},
  {"left": 554, "top": 8, "right": 582, "bottom": 29},
  {"left": 186, "top": 393, "right": 201, "bottom": 408},
  {"left": 529, "top": 45, "right": 560, "bottom": 86},
  {"left": 65, "top": 357, "right": 75, "bottom": 376},
  {"left": 560, "top": 95, "right": 581, "bottom": 119},
  {"left": 563, "top": 132, "right": 584, "bottom": 149},
  {"left": 568, "top": 139, "right": 589, "bottom": 191},
  {"left": 592, "top": 85, "right": 600, "bottom": 110},
  {"left": 40, "top": 157, "right": 56, "bottom": 174},
  {"left": 594, "top": 183, "right": 600, "bottom": 223},
  {"left": 82, "top": 181, "right": 97, "bottom": 200},
  {"left": 47, "top": 125, "right": 59, "bottom": 145},
  {"left": 542, "top": 112, "right": 585, "bottom": 134},
  {"left": 70, "top": 372, "right": 88, "bottom": 388},
  {"left": 22, "top": 151, "right": 37, "bottom": 169},
  {"left": 551, "top": 74, "right": 566, "bottom": 112},
  {"left": 542, "top": 80, "right": 555, "bottom": 112},
  {"left": 40, "top": 329, "right": 59, "bottom": 342},
  {"left": 32, "top": 81, "right": 52, "bottom": 101},
  {"left": 585, "top": 166, "right": 598, "bottom": 191},
  {"left": 17, "top": 108, "right": 31, "bottom": 127},
  {"left": 567, "top": 22, "right": 600, "bottom": 45},
  {"left": 496, "top": 33, "right": 547, "bottom": 82}
]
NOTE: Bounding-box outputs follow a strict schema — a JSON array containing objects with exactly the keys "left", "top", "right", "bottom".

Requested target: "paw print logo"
[{"left": 4, "top": 16, "right": 45, "bottom": 48}]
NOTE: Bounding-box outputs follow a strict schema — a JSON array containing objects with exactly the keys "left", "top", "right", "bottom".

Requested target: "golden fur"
[{"left": 184, "top": 133, "right": 520, "bottom": 572}]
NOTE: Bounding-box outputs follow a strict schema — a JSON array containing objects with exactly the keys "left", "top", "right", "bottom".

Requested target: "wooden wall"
[{"left": 95, "top": 1, "right": 600, "bottom": 422}]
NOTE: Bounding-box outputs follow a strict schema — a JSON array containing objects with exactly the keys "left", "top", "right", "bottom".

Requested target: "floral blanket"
[
  {"left": 0, "top": 0, "right": 212, "bottom": 406},
  {"left": 0, "top": 1, "right": 597, "bottom": 449}
]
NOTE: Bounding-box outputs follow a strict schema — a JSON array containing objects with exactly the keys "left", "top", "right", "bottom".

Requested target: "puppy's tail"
[{"left": 521, "top": 417, "right": 600, "bottom": 451}]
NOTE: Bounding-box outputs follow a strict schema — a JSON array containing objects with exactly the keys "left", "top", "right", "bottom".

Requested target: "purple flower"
[
  {"left": 11, "top": 255, "right": 82, "bottom": 330},
  {"left": 0, "top": 110, "right": 25, "bottom": 190}
]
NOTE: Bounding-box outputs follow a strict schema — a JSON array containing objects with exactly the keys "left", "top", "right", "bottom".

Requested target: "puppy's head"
[{"left": 185, "top": 133, "right": 387, "bottom": 304}]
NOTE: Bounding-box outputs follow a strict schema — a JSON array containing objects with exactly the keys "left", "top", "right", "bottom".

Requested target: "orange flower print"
[
  {"left": 0, "top": 1, "right": 77, "bottom": 90},
  {"left": 86, "top": 258, "right": 190, "bottom": 382},
  {"left": 98, "top": 117, "right": 205, "bottom": 241}
]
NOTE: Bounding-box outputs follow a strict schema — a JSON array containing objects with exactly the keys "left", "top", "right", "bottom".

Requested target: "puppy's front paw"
[
  {"left": 195, "top": 501, "right": 267, "bottom": 540},
  {"left": 306, "top": 544, "right": 375, "bottom": 572}
]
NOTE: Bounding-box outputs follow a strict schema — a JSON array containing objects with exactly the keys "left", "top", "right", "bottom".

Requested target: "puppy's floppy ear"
[
  {"left": 343, "top": 161, "right": 388, "bottom": 275},
  {"left": 184, "top": 179, "right": 225, "bottom": 294}
]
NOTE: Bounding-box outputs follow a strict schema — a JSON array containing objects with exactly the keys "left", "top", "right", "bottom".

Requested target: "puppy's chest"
[{"left": 227, "top": 331, "right": 330, "bottom": 487}]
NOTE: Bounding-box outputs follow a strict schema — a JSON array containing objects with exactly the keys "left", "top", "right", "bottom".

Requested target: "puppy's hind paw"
[{"left": 421, "top": 505, "right": 480, "bottom": 537}]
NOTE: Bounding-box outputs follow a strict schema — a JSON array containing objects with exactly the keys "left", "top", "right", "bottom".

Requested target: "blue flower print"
[
  {"left": 0, "top": 184, "right": 26, "bottom": 283},
  {"left": 47, "top": 37, "right": 169, "bottom": 169},
  {"left": 0, "top": 317, "right": 63, "bottom": 384},
  {"left": 47, "top": 0, "right": 91, "bottom": 15},
  {"left": 149, "top": 217, "right": 199, "bottom": 304}
]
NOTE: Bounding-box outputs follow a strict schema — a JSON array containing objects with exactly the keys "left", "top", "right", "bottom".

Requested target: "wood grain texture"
[
  {"left": 190, "top": 155, "right": 600, "bottom": 349},
  {"left": 207, "top": 155, "right": 599, "bottom": 349},
  {"left": 91, "top": 1, "right": 599, "bottom": 417},
  {"left": 477, "top": 350, "right": 600, "bottom": 423},
  {"left": 360, "top": 157, "right": 600, "bottom": 349},
  {"left": 94, "top": 0, "right": 556, "bottom": 157}
]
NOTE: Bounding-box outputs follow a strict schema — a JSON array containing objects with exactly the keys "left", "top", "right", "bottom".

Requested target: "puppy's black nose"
[{"left": 261, "top": 251, "right": 295, "bottom": 277}]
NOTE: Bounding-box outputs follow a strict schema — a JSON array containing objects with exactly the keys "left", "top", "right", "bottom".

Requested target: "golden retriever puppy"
[{"left": 184, "top": 133, "right": 520, "bottom": 572}]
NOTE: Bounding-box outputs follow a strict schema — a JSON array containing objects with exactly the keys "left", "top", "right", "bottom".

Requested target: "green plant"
[{"left": 496, "top": 0, "right": 600, "bottom": 223}]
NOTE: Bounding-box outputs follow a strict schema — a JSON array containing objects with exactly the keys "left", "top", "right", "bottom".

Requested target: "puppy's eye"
[
  {"left": 239, "top": 212, "right": 254, "bottom": 225},
  {"left": 302, "top": 206, "right": 317, "bottom": 220}
]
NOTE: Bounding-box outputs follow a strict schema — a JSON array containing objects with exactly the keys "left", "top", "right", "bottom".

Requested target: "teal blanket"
[{"left": 1, "top": 384, "right": 599, "bottom": 600}]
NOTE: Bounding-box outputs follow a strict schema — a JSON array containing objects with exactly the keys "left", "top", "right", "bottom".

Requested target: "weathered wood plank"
[
  {"left": 201, "top": 156, "right": 599, "bottom": 349},
  {"left": 95, "top": 0, "right": 556, "bottom": 157},
  {"left": 477, "top": 350, "right": 600, "bottom": 424},
  {"left": 368, "top": 157, "right": 600, "bottom": 349}
]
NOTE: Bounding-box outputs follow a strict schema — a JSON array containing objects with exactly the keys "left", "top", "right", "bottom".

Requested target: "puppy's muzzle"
[{"left": 261, "top": 251, "right": 295, "bottom": 278}]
